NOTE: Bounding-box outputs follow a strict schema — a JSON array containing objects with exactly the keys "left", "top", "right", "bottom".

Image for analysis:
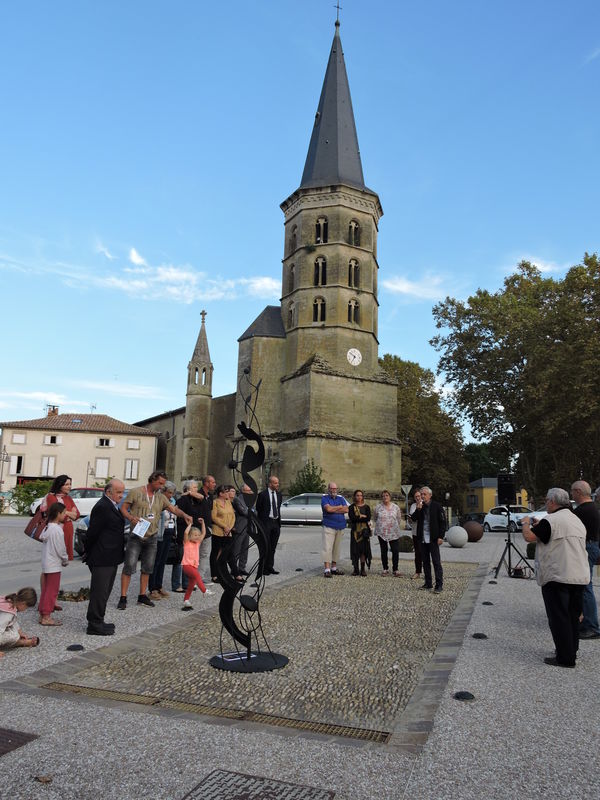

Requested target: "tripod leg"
[{"left": 494, "top": 541, "right": 511, "bottom": 578}]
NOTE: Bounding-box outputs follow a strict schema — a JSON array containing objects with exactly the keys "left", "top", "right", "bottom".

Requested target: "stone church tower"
[
  {"left": 233, "top": 20, "right": 403, "bottom": 493},
  {"left": 181, "top": 310, "right": 213, "bottom": 479}
]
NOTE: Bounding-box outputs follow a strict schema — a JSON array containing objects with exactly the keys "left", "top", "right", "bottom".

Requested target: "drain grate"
[
  {"left": 43, "top": 682, "right": 390, "bottom": 743},
  {"left": 180, "top": 769, "right": 335, "bottom": 799},
  {"left": 0, "top": 727, "right": 39, "bottom": 757}
]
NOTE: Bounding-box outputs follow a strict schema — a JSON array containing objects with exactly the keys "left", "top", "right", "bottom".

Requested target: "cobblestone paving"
[{"left": 54, "top": 562, "right": 476, "bottom": 731}]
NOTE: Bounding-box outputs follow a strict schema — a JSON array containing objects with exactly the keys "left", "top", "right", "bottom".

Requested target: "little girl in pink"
[
  {"left": 181, "top": 519, "right": 207, "bottom": 610},
  {"left": 39, "top": 502, "right": 69, "bottom": 626}
]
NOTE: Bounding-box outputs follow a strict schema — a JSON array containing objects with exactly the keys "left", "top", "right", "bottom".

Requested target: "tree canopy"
[
  {"left": 379, "top": 354, "right": 468, "bottom": 507},
  {"left": 431, "top": 253, "right": 600, "bottom": 501}
]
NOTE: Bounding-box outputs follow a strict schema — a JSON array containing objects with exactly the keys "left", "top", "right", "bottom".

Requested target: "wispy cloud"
[
  {"left": 95, "top": 239, "right": 116, "bottom": 261},
  {"left": 584, "top": 46, "right": 600, "bottom": 65},
  {"left": 129, "top": 247, "right": 147, "bottom": 266},
  {"left": 68, "top": 380, "right": 168, "bottom": 400},
  {"left": 0, "top": 391, "right": 90, "bottom": 419},
  {"left": 382, "top": 273, "right": 447, "bottom": 301},
  {"left": 509, "top": 254, "right": 572, "bottom": 275}
]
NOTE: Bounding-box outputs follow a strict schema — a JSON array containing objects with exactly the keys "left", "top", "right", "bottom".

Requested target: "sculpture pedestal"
[{"left": 209, "top": 651, "right": 289, "bottom": 673}]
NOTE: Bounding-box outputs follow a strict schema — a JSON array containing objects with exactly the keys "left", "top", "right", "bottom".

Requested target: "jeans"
[
  {"left": 581, "top": 540, "right": 600, "bottom": 634},
  {"left": 149, "top": 531, "right": 173, "bottom": 592}
]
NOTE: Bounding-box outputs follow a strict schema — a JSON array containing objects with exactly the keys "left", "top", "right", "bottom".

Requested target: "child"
[
  {"left": 0, "top": 587, "right": 39, "bottom": 657},
  {"left": 181, "top": 520, "right": 207, "bottom": 610},
  {"left": 38, "top": 502, "right": 69, "bottom": 626}
]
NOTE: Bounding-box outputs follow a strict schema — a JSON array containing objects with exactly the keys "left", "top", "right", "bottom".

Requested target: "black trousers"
[
  {"left": 210, "top": 535, "right": 238, "bottom": 579},
  {"left": 412, "top": 535, "right": 423, "bottom": 574},
  {"left": 258, "top": 518, "right": 280, "bottom": 575},
  {"left": 422, "top": 539, "right": 443, "bottom": 589},
  {"left": 541, "top": 581, "right": 584, "bottom": 666},
  {"left": 378, "top": 538, "right": 400, "bottom": 572},
  {"left": 87, "top": 564, "right": 118, "bottom": 626}
]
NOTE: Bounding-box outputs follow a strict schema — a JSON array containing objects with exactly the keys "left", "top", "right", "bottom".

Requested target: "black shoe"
[
  {"left": 324, "top": 571, "right": 332, "bottom": 578},
  {"left": 86, "top": 624, "right": 114, "bottom": 636},
  {"left": 544, "top": 656, "right": 575, "bottom": 668},
  {"left": 579, "top": 630, "right": 600, "bottom": 639},
  {"left": 269, "top": 569, "right": 280, "bottom": 575},
  {"left": 102, "top": 622, "right": 115, "bottom": 631},
  {"left": 331, "top": 568, "right": 344, "bottom": 576},
  {"left": 433, "top": 587, "right": 443, "bottom": 594},
  {"left": 239, "top": 569, "right": 250, "bottom": 576},
  {"left": 418, "top": 584, "right": 433, "bottom": 590},
  {"left": 352, "top": 569, "right": 360, "bottom": 576},
  {"left": 250, "top": 581, "right": 260, "bottom": 588},
  {"left": 117, "top": 596, "right": 127, "bottom": 610},
  {"left": 137, "top": 595, "right": 155, "bottom": 607}
]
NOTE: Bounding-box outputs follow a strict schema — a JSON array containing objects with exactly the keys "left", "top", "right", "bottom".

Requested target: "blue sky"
[{"left": 1, "top": 1, "right": 598, "bottom": 427}]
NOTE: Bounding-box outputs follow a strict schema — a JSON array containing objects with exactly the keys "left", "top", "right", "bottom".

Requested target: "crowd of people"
[{"left": 1, "top": 471, "right": 599, "bottom": 671}]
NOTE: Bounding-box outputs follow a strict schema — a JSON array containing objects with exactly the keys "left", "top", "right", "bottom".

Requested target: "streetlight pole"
[{"left": 0, "top": 446, "right": 10, "bottom": 512}]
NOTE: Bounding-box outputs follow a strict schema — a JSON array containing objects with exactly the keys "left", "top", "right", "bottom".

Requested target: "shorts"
[{"left": 122, "top": 535, "right": 158, "bottom": 576}]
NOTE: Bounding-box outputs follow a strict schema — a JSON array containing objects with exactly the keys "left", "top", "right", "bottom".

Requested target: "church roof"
[
  {"left": 238, "top": 306, "right": 286, "bottom": 342},
  {"left": 300, "top": 21, "right": 366, "bottom": 191},
  {"left": 191, "top": 311, "right": 212, "bottom": 364}
]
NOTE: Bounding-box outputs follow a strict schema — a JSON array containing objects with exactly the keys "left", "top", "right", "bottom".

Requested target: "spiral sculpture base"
[{"left": 209, "top": 651, "right": 289, "bottom": 673}]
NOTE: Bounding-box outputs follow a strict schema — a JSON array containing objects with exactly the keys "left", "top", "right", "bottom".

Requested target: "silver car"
[
  {"left": 280, "top": 493, "right": 324, "bottom": 524},
  {"left": 483, "top": 505, "right": 531, "bottom": 532}
]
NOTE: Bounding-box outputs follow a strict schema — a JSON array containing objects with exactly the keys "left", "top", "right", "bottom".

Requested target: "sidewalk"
[{"left": 0, "top": 521, "right": 598, "bottom": 799}]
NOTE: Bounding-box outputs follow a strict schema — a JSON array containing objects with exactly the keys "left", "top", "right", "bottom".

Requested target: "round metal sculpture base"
[{"left": 209, "top": 651, "right": 288, "bottom": 673}]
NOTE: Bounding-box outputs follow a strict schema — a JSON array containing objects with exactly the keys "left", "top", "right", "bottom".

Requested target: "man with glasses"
[
  {"left": 410, "top": 486, "right": 445, "bottom": 593},
  {"left": 321, "top": 482, "right": 348, "bottom": 578}
]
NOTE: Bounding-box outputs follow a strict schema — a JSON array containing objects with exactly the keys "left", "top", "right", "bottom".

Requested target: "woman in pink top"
[{"left": 181, "top": 520, "right": 207, "bottom": 610}]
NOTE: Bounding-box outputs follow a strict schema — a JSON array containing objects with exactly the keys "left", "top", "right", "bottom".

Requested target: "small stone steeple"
[{"left": 182, "top": 310, "right": 212, "bottom": 479}]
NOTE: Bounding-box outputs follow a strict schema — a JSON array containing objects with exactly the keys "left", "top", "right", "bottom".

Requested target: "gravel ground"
[{"left": 1, "top": 520, "right": 599, "bottom": 800}]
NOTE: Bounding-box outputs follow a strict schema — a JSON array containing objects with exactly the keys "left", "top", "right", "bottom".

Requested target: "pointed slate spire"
[
  {"left": 300, "top": 21, "right": 365, "bottom": 191},
  {"left": 192, "top": 309, "right": 211, "bottom": 363}
]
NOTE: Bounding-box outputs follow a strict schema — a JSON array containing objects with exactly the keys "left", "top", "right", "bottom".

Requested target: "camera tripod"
[{"left": 493, "top": 510, "right": 534, "bottom": 578}]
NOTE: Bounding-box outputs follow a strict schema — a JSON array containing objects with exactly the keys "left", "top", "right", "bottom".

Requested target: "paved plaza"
[{"left": 0, "top": 517, "right": 599, "bottom": 799}]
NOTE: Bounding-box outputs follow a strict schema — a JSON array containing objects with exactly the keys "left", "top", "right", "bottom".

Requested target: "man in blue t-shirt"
[{"left": 321, "top": 482, "right": 349, "bottom": 578}]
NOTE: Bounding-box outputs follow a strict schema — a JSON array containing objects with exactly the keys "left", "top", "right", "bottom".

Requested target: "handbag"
[{"left": 24, "top": 507, "right": 47, "bottom": 542}]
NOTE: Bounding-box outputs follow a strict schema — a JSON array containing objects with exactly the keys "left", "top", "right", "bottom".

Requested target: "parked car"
[
  {"left": 527, "top": 501, "right": 576, "bottom": 523},
  {"left": 459, "top": 512, "right": 486, "bottom": 526},
  {"left": 30, "top": 487, "right": 105, "bottom": 516},
  {"left": 483, "top": 505, "right": 531, "bottom": 532},
  {"left": 280, "top": 493, "right": 326, "bottom": 524}
]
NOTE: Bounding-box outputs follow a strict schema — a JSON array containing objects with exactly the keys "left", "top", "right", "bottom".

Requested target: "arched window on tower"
[
  {"left": 348, "top": 259, "right": 360, "bottom": 288},
  {"left": 349, "top": 220, "right": 360, "bottom": 246},
  {"left": 287, "top": 301, "right": 296, "bottom": 329},
  {"left": 316, "top": 217, "right": 328, "bottom": 244},
  {"left": 348, "top": 299, "right": 360, "bottom": 324},
  {"left": 290, "top": 225, "right": 297, "bottom": 254},
  {"left": 313, "top": 297, "right": 326, "bottom": 322},
  {"left": 288, "top": 264, "right": 295, "bottom": 294},
  {"left": 202, "top": 368, "right": 207, "bottom": 386},
  {"left": 194, "top": 367, "right": 199, "bottom": 385},
  {"left": 313, "top": 256, "right": 327, "bottom": 286}
]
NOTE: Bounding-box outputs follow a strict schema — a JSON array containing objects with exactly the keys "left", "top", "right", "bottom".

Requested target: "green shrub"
[
  {"left": 10, "top": 480, "right": 52, "bottom": 515},
  {"left": 287, "top": 459, "right": 326, "bottom": 496},
  {"left": 397, "top": 535, "right": 414, "bottom": 553}
]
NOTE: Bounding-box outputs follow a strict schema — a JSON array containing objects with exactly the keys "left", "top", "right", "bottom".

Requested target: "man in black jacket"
[
  {"left": 410, "top": 485, "right": 446, "bottom": 593},
  {"left": 85, "top": 479, "right": 126, "bottom": 635},
  {"left": 256, "top": 476, "right": 282, "bottom": 576}
]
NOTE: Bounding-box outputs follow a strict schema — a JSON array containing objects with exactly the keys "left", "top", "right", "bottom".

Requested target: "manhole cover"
[
  {"left": 0, "top": 727, "right": 39, "bottom": 756},
  {"left": 181, "top": 769, "right": 335, "bottom": 799}
]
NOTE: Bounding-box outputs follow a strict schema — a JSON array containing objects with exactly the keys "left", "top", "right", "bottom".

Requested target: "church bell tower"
[{"left": 182, "top": 310, "right": 212, "bottom": 479}]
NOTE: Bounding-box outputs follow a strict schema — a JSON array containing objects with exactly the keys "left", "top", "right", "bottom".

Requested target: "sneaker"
[
  {"left": 182, "top": 600, "right": 193, "bottom": 611},
  {"left": 117, "top": 596, "right": 127, "bottom": 610},
  {"left": 203, "top": 588, "right": 214, "bottom": 596},
  {"left": 381, "top": 570, "right": 389, "bottom": 576},
  {"left": 158, "top": 588, "right": 170, "bottom": 598},
  {"left": 173, "top": 587, "right": 185, "bottom": 593},
  {"left": 148, "top": 590, "right": 162, "bottom": 601},
  {"left": 137, "top": 595, "right": 155, "bottom": 607}
]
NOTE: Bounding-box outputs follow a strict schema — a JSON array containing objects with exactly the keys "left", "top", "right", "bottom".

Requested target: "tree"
[
  {"left": 10, "top": 480, "right": 52, "bottom": 515},
  {"left": 379, "top": 354, "right": 469, "bottom": 508},
  {"left": 431, "top": 254, "right": 600, "bottom": 501},
  {"left": 287, "top": 458, "right": 326, "bottom": 496},
  {"left": 464, "top": 442, "right": 510, "bottom": 482}
]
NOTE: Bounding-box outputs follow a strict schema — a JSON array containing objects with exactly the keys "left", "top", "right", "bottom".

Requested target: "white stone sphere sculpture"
[{"left": 446, "top": 526, "right": 469, "bottom": 548}]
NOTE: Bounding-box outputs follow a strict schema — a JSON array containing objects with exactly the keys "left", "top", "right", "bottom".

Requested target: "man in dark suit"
[
  {"left": 85, "top": 479, "right": 126, "bottom": 635},
  {"left": 410, "top": 485, "right": 446, "bottom": 593},
  {"left": 256, "top": 475, "right": 282, "bottom": 576}
]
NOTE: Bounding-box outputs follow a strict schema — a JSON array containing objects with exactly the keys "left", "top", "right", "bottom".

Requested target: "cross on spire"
[
  {"left": 334, "top": 2, "right": 342, "bottom": 23},
  {"left": 200, "top": 309, "right": 207, "bottom": 324}
]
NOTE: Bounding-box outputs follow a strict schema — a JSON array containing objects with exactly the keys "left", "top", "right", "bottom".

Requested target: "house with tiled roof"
[{"left": 0, "top": 407, "right": 158, "bottom": 492}]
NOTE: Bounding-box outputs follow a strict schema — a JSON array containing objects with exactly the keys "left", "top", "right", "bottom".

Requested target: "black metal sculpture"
[{"left": 209, "top": 369, "right": 288, "bottom": 672}]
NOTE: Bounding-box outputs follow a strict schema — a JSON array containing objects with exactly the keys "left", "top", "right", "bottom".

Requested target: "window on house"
[
  {"left": 11, "top": 433, "right": 26, "bottom": 444},
  {"left": 313, "top": 297, "right": 326, "bottom": 322},
  {"left": 348, "top": 299, "right": 360, "bottom": 324},
  {"left": 315, "top": 217, "right": 328, "bottom": 244},
  {"left": 467, "top": 494, "right": 479, "bottom": 508},
  {"left": 349, "top": 220, "right": 360, "bottom": 246},
  {"left": 95, "top": 458, "right": 110, "bottom": 479},
  {"left": 348, "top": 259, "right": 360, "bottom": 288},
  {"left": 127, "top": 439, "right": 140, "bottom": 450},
  {"left": 125, "top": 459, "right": 139, "bottom": 480},
  {"left": 41, "top": 456, "right": 56, "bottom": 476},
  {"left": 98, "top": 438, "right": 114, "bottom": 448},
  {"left": 9, "top": 455, "right": 23, "bottom": 475},
  {"left": 43, "top": 434, "right": 62, "bottom": 445},
  {"left": 288, "top": 264, "right": 295, "bottom": 294},
  {"left": 313, "top": 257, "right": 327, "bottom": 286}
]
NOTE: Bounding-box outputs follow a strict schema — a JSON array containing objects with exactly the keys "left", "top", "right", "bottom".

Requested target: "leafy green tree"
[
  {"left": 287, "top": 458, "right": 326, "bottom": 496},
  {"left": 464, "top": 442, "right": 510, "bottom": 482},
  {"left": 431, "top": 254, "right": 600, "bottom": 501},
  {"left": 10, "top": 480, "right": 52, "bottom": 515},
  {"left": 379, "top": 354, "right": 469, "bottom": 508}
]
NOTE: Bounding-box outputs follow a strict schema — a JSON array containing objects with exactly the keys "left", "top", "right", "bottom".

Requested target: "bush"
[
  {"left": 10, "top": 480, "right": 52, "bottom": 515},
  {"left": 287, "top": 459, "right": 326, "bottom": 496},
  {"left": 397, "top": 535, "right": 414, "bottom": 553}
]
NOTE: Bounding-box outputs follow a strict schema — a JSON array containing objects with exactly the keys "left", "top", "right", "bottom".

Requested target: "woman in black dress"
[{"left": 348, "top": 490, "right": 372, "bottom": 576}]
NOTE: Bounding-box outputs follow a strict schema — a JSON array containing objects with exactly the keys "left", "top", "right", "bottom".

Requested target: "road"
[{"left": 0, "top": 515, "right": 323, "bottom": 594}]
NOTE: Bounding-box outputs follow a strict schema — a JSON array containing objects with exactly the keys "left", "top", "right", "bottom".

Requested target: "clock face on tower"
[{"left": 347, "top": 348, "right": 362, "bottom": 366}]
